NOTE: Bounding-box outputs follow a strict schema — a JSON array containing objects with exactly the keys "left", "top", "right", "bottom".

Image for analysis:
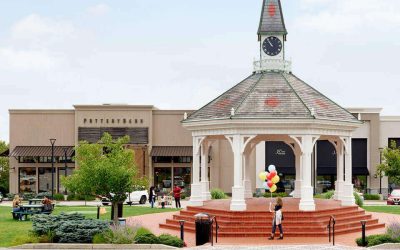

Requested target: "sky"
[{"left": 0, "top": 0, "right": 400, "bottom": 142}]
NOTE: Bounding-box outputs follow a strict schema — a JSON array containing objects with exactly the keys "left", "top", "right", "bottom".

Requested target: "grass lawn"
[
  {"left": 0, "top": 204, "right": 179, "bottom": 247},
  {"left": 363, "top": 205, "right": 400, "bottom": 215}
]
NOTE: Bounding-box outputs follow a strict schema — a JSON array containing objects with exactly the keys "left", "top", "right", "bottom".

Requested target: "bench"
[{"left": 11, "top": 210, "right": 39, "bottom": 220}]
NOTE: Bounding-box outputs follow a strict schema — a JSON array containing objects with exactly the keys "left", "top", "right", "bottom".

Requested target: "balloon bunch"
[{"left": 258, "top": 165, "right": 280, "bottom": 193}]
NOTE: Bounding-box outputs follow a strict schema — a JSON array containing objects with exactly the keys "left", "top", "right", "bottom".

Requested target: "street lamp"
[
  {"left": 62, "top": 147, "right": 69, "bottom": 195},
  {"left": 379, "top": 148, "right": 383, "bottom": 195},
  {"left": 50, "top": 138, "right": 56, "bottom": 199}
]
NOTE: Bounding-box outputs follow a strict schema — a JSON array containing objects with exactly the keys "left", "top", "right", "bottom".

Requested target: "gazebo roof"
[
  {"left": 185, "top": 72, "right": 359, "bottom": 124},
  {"left": 258, "top": 0, "right": 287, "bottom": 37}
]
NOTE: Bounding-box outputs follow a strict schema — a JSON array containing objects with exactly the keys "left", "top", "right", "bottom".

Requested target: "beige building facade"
[{"left": 7, "top": 105, "right": 398, "bottom": 197}]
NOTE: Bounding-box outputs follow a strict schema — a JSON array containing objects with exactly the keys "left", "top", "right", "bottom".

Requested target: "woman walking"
[{"left": 268, "top": 197, "right": 284, "bottom": 240}]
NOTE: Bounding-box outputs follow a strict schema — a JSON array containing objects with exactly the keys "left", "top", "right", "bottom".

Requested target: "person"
[
  {"left": 268, "top": 197, "right": 284, "bottom": 240},
  {"left": 160, "top": 194, "right": 166, "bottom": 209},
  {"left": 171, "top": 184, "right": 182, "bottom": 208},
  {"left": 42, "top": 196, "right": 53, "bottom": 211},
  {"left": 12, "top": 195, "right": 22, "bottom": 220},
  {"left": 149, "top": 186, "right": 156, "bottom": 208}
]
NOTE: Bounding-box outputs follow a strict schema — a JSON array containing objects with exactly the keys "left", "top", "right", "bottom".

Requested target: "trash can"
[
  {"left": 195, "top": 213, "right": 212, "bottom": 246},
  {"left": 118, "top": 218, "right": 126, "bottom": 226}
]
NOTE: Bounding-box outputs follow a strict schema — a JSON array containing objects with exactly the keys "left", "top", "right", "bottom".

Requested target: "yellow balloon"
[
  {"left": 272, "top": 175, "right": 280, "bottom": 184},
  {"left": 270, "top": 184, "right": 277, "bottom": 193},
  {"left": 258, "top": 172, "right": 267, "bottom": 181}
]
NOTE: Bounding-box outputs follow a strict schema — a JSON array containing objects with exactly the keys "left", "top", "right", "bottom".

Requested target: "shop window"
[
  {"left": 153, "top": 156, "right": 172, "bottom": 163},
  {"left": 388, "top": 138, "right": 400, "bottom": 148},
  {"left": 174, "top": 167, "right": 191, "bottom": 194},
  {"left": 18, "top": 156, "right": 38, "bottom": 163},
  {"left": 58, "top": 167, "right": 74, "bottom": 194},
  {"left": 173, "top": 156, "right": 192, "bottom": 163},
  {"left": 19, "top": 167, "right": 36, "bottom": 193},
  {"left": 38, "top": 168, "right": 52, "bottom": 193},
  {"left": 154, "top": 167, "right": 172, "bottom": 192},
  {"left": 39, "top": 156, "right": 53, "bottom": 163},
  {"left": 58, "top": 156, "right": 74, "bottom": 163}
]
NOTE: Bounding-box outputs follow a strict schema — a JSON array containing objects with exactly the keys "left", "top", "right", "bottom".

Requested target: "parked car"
[
  {"left": 387, "top": 189, "right": 400, "bottom": 205},
  {"left": 101, "top": 190, "right": 149, "bottom": 206}
]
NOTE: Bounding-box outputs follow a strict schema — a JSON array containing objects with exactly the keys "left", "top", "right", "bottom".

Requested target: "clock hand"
[{"left": 267, "top": 38, "right": 273, "bottom": 47}]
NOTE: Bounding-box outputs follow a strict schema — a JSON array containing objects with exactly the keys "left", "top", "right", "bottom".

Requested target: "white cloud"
[
  {"left": 0, "top": 48, "right": 58, "bottom": 71},
  {"left": 87, "top": 3, "right": 110, "bottom": 16},
  {"left": 296, "top": 0, "right": 400, "bottom": 33}
]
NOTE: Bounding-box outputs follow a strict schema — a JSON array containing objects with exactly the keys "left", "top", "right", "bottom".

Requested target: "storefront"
[{"left": 151, "top": 146, "right": 192, "bottom": 196}]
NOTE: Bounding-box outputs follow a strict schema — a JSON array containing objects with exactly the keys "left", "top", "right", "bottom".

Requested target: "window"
[
  {"left": 18, "top": 156, "right": 38, "bottom": 163},
  {"left": 153, "top": 156, "right": 172, "bottom": 163},
  {"left": 173, "top": 156, "right": 192, "bottom": 163},
  {"left": 154, "top": 167, "right": 172, "bottom": 192},
  {"left": 388, "top": 138, "right": 400, "bottom": 148},
  {"left": 174, "top": 167, "right": 191, "bottom": 193},
  {"left": 59, "top": 156, "right": 74, "bottom": 163},
  {"left": 39, "top": 156, "right": 53, "bottom": 163},
  {"left": 58, "top": 167, "right": 74, "bottom": 194},
  {"left": 19, "top": 167, "right": 36, "bottom": 193},
  {"left": 38, "top": 168, "right": 52, "bottom": 193}
]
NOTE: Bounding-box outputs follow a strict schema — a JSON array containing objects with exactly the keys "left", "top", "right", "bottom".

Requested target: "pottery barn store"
[{"left": 5, "top": 105, "right": 400, "bottom": 196}]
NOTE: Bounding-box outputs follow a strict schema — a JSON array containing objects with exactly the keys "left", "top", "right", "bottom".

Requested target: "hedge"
[
  {"left": 263, "top": 192, "right": 289, "bottom": 198},
  {"left": 356, "top": 234, "right": 399, "bottom": 247},
  {"left": 363, "top": 194, "right": 381, "bottom": 200}
]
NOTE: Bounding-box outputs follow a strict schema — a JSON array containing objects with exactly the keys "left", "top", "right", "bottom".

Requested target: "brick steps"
[{"left": 159, "top": 203, "right": 385, "bottom": 238}]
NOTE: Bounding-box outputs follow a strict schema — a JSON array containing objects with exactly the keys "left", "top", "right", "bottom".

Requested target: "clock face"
[{"left": 262, "top": 36, "right": 282, "bottom": 56}]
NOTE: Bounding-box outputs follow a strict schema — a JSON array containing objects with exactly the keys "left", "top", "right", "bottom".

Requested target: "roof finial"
[{"left": 183, "top": 112, "right": 188, "bottom": 120}]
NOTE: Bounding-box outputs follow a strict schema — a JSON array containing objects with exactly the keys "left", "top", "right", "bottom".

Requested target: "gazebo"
[{"left": 182, "top": 71, "right": 362, "bottom": 211}]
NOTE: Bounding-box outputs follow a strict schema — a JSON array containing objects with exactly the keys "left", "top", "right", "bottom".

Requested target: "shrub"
[
  {"left": 314, "top": 190, "right": 335, "bottom": 199},
  {"left": 66, "top": 194, "right": 75, "bottom": 201},
  {"left": 21, "top": 192, "right": 35, "bottom": 200},
  {"left": 263, "top": 192, "right": 288, "bottom": 198},
  {"left": 363, "top": 194, "right": 381, "bottom": 200},
  {"left": 65, "top": 193, "right": 96, "bottom": 201},
  {"left": 158, "top": 234, "right": 184, "bottom": 248},
  {"left": 211, "top": 189, "right": 227, "bottom": 199},
  {"left": 387, "top": 221, "right": 400, "bottom": 240},
  {"left": 354, "top": 192, "right": 364, "bottom": 207},
  {"left": 6, "top": 193, "right": 15, "bottom": 200},
  {"left": 355, "top": 234, "right": 398, "bottom": 247},
  {"left": 134, "top": 228, "right": 159, "bottom": 244},
  {"left": 101, "top": 226, "right": 137, "bottom": 244},
  {"left": 92, "top": 233, "right": 107, "bottom": 244},
  {"left": 55, "top": 219, "right": 109, "bottom": 243},
  {"left": 32, "top": 213, "right": 85, "bottom": 236},
  {"left": 53, "top": 193, "right": 65, "bottom": 201},
  {"left": 35, "top": 192, "right": 51, "bottom": 199}
]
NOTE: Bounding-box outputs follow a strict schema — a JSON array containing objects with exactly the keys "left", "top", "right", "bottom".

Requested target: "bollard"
[
  {"left": 97, "top": 205, "right": 100, "bottom": 219},
  {"left": 179, "top": 220, "right": 185, "bottom": 241},
  {"left": 361, "top": 220, "right": 367, "bottom": 247}
]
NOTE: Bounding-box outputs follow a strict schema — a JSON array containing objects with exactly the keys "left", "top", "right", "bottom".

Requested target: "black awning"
[
  {"left": 10, "top": 146, "right": 74, "bottom": 157},
  {"left": 353, "top": 167, "right": 370, "bottom": 176},
  {"left": 150, "top": 146, "right": 192, "bottom": 157}
]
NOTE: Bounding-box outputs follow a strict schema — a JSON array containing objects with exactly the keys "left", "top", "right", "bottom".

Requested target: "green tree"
[
  {"left": 377, "top": 140, "right": 400, "bottom": 185},
  {"left": 63, "top": 133, "right": 137, "bottom": 223},
  {"left": 0, "top": 141, "right": 9, "bottom": 194}
]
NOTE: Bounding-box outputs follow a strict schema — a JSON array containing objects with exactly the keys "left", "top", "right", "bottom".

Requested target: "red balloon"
[
  {"left": 269, "top": 171, "right": 277, "bottom": 179},
  {"left": 266, "top": 173, "right": 272, "bottom": 180},
  {"left": 267, "top": 181, "right": 274, "bottom": 188}
]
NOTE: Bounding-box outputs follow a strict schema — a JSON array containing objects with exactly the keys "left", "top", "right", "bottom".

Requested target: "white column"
[
  {"left": 243, "top": 148, "right": 253, "bottom": 199},
  {"left": 230, "top": 135, "right": 246, "bottom": 211},
  {"left": 299, "top": 135, "right": 316, "bottom": 211},
  {"left": 342, "top": 137, "right": 355, "bottom": 206},
  {"left": 201, "top": 142, "right": 211, "bottom": 201},
  {"left": 189, "top": 137, "right": 203, "bottom": 206},
  {"left": 293, "top": 151, "right": 302, "bottom": 199},
  {"left": 334, "top": 141, "right": 345, "bottom": 200}
]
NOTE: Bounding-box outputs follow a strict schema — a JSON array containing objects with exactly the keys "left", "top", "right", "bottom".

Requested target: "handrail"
[
  {"left": 209, "top": 216, "right": 219, "bottom": 246},
  {"left": 327, "top": 216, "right": 336, "bottom": 246}
]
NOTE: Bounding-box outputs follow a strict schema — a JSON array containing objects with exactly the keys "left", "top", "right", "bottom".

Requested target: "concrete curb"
[
  {"left": 369, "top": 243, "right": 400, "bottom": 249},
  {"left": 10, "top": 244, "right": 177, "bottom": 249}
]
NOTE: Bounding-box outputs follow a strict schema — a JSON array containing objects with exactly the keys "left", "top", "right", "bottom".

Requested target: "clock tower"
[{"left": 255, "top": 0, "right": 290, "bottom": 72}]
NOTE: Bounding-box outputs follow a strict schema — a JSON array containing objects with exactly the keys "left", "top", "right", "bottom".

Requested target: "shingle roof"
[
  {"left": 10, "top": 146, "right": 74, "bottom": 157},
  {"left": 150, "top": 146, "right": 193, "bottom": 157},
  {"left": 258, "top": 0, "right": 287, "bottom": 36},
  {"left": 185, "top": 72, "right": 359, "bottom": 123}
]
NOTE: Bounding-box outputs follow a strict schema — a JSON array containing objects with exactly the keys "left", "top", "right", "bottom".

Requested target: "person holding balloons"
[
  {"left": 258, "top": 165, "right": 284, "bottom": 240},
  {"left": 269, "top": 197, "right": 284, "bottom": 240}
]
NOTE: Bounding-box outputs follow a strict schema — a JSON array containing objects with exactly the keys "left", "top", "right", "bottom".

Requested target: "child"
[{"left": 160, "top": 194, "right": 166, "bottom": 209}]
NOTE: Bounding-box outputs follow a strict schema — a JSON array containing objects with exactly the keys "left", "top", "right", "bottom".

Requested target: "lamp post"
[
  {"left": 379, "top": 148, "right": 383, "bottom": 195},
  {"left": 62, "top": 147, "right": 69, "bottom": 195},
  {"left": 50, "top": 138, "right": 56, "bottom": 199}
]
